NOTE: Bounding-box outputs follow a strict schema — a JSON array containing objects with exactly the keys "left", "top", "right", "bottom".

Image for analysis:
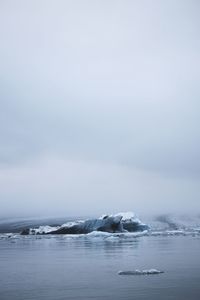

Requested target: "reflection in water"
[{"left": 0, "top": 235, "right": 200, "bottom": 300}]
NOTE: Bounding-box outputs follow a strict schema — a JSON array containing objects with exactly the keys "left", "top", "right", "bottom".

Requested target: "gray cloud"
[{"left": 0, "top": 0, "right": 200, "bottom": 216}]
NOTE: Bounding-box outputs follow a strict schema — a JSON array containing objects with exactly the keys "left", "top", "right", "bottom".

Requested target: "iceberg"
[{"left": 21, "top": 212, "right": 149, "bottom": 235}]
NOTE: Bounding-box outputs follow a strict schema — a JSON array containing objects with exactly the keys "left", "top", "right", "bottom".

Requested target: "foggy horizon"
[{"left": 0, "top": 0, "right": 200, "bottom": 218}]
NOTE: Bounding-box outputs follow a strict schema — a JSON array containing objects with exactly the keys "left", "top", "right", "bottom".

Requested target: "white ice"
[{"left": 118, "top": 269, "right": 164, "bottom": 275}]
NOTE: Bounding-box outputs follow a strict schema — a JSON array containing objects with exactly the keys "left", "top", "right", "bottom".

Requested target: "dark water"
[{"left": 0, "top": 234, "right": 200, "bottom": 300}]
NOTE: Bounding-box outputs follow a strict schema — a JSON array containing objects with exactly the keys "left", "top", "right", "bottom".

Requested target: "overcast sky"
[{"left": 0, "top": 0, "right": 200, "bottom": 217}]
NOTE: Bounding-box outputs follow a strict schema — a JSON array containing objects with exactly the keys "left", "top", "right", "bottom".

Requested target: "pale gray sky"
[{"left": 0, "top": 0, "right": 200, "bottom": 217}]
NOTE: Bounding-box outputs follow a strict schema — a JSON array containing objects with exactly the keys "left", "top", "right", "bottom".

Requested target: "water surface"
[{"left": 0, "top": 234, "right": 200, "bottom": 300}]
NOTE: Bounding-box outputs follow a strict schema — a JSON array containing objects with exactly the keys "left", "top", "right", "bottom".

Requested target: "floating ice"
[
  {"left": 19, "top": 213, "right": 200, "bottom": 236},
  {"left": 118, "top": 269, "right": 164, "bottom": 275},
  {"left": 21, "top": 212, "right": 148, "bottom": 235}
]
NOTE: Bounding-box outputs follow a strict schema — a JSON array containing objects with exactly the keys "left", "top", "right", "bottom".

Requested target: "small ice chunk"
[{"left": 118, "top": 269, "right": 164, "bottom": 275}]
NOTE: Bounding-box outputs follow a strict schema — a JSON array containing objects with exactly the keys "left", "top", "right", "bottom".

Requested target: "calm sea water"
[{"left": 0, "top": 234, "right": 200, "bottom": 300}]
